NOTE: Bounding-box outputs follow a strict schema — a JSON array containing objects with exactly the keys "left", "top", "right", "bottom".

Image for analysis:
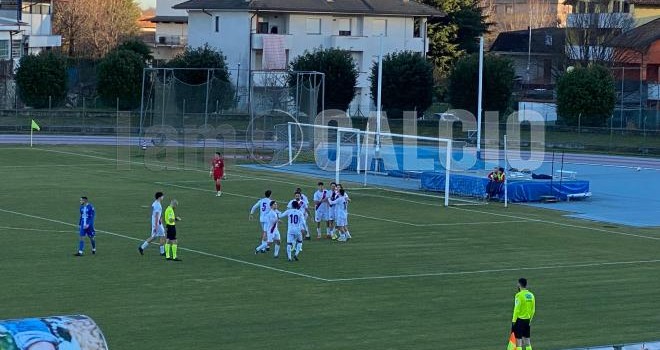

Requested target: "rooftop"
[{"left": 173, "top": 0, "right": 444, "bottom": 17}]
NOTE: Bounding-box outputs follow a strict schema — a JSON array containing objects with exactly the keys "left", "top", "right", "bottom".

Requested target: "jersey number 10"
[{"left": 289, "top": 215, "right": 299, "bottom": 224}]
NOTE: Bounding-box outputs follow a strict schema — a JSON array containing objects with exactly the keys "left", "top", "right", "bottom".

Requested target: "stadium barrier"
[{"left": 0, "top": 315, "right": 108, "bottom": 350}]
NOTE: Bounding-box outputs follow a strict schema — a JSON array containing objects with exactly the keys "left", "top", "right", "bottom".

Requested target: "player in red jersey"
[{"left": 210, "top": 152, "right": 225, "bottom": 196}]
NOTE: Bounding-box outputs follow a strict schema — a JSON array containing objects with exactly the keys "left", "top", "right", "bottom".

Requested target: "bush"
[
  {"left": 289, "top": 48, "right": 358, "bottom": 112},
  {"left": 97, "top": 49, "right": 145, "bottom": 109},
  {"left": 448, "top": 53, "right": 515, "bottom": 118},
  {"left": 369, "top": 51, "right": 434, "bottom": 118},
  {"left": 115, "top": 38, "right": 153, "bottom": 62},
  {"left": 16, "top": 52, "right": 67, "bottom": 108},
  {"left": 556, "top": 64, "right": 615, "bottom": 127}
]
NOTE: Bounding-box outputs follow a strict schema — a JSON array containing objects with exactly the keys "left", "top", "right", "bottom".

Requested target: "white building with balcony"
[
  {"left": 0, "top": 0, "right": 61, "bottom": 65},
  {"left": 148, "top": 0, "right": 189, "bottom": 61},
  {"left": 173, "top": 0, "right": 442, "bottom": 114}
]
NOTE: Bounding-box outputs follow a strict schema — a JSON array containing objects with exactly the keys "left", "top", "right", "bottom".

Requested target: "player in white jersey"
[
  {"left": 327, "top": 182, "right": 338, "bottom": 239},
  {"left": 263, "top": 201, "right": 281, "bottom": 258},
  {"left": 138, "top": 191, "right": 166, "bottom": 256},
  {"left": 279, "top": 201, "right": 305, "bottom": 261},
  {"left": 295, "top": 187, "right": 309, "bottom": 208},
  {"left": 313, "top": 181, "right": 331, "bottom": 239},
  {"left": 287, "top": 191, "right": 310, "bottom": 239},
  {"left": 336, "top": 183, "right": 351, "bottom": 239},
  {"left": 327, "top": 188, "right": 351, "bottom": 242},
  {"left": 250, "top": 190, "right": 273, "bottom": 254}
]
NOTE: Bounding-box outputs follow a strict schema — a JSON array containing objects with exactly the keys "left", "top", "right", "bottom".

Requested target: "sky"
[{"left": 138, "top": 0, "right": 156, "bottom": 9}]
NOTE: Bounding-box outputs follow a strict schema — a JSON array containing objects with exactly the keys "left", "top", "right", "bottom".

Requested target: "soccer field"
[{"left": 2, "top": 145, "right": 660, "bottom": 350}]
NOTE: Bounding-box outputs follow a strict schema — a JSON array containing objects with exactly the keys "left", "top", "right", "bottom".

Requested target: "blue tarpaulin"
[{"left": 420, "top": 172, "right": 590, "bottom": 202}]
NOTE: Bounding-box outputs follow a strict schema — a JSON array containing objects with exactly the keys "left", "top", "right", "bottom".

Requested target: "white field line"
[
  {"left": 349, "top": 213, "right": 526, "bottom": 227},
  {"left": 28, "top": 148, "right": 660, "bottom": 240},
  {"left": 448, "top": 206, "right": 660, "bottom": 241},
  {"left": 0, "top": 226, "right": 73, "bottom": 233},
  {"left": 327, "top": 259, "right": 660, "bottom": 282},
  {"left": 33, "top": 147, "right": 478, "bottom": 206},
  {"left": 156, "top": 181, "right": 502, "bottom": 227},
  {"left": 0, "top": 163, "right": 114, "bottom": 169},
  {"left": 0, "top": 207, "right": 330, "bottom": 282},
  {"left": 3, "top": 207, "right": 657, "bottom": 283}
]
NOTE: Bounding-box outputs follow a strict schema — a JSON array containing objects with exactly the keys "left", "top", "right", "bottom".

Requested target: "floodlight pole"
[
  {"left": 376, "top": 34, "right": 384, "bottom": 155},
  {"left": 476, "top": 36, "right": 484, "bottom": 162}
]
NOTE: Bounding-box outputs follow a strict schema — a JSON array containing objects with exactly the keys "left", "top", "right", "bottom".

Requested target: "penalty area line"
[
  {"left": 327, "top": 258, "right": 660, "bottom": 282},
  {"left": 0, "top": 207, "right": 330, "bottom": 282}
]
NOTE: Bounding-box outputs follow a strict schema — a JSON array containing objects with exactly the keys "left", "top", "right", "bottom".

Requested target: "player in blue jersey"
[{"left": 75, "top": 196, "right": 96, "bottom": 256}]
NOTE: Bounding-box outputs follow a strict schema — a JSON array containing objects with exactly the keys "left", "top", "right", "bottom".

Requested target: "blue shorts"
[{"left": 79, "top": 226, "right": 95, "bottom": 237}]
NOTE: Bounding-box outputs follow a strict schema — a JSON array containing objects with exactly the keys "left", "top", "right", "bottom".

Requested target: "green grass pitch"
[{"left": 1, "top": 145, "right": 659, "bottom": 350}]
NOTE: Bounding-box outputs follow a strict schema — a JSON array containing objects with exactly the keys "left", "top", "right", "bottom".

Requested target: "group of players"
[
  {"left": 249, "top": 181, "right": 352, "bottom": 261},
  {"left": 75, "top": 152, "right": 353, "bottom": 263}
]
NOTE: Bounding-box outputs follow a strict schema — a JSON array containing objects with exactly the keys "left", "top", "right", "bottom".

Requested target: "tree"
[
  {"left": 556, "top": 64, "right": 615, "bottom": 126},
  {"left": 115, "top": 38, "right": 153, "bottom": 62},
  {"left": 369, "top": 51, "right": 434, "bottom": 118},
  {"left": 289, "top": 48, "right": 358, "bottom": 112},
  {"left": 421, "top": 0, "right": 491, "bottom": 75},
  {"left": 565, "top": 11, "right": 634, "bottom": 65},
  {"left": 97, "top": 49, "right": 145, "bottom": 109},
  {"left": 481, "top": 0, "right": 563, "bottom": 43},
  {"left": 16, "top": 52, "right": 67, "bottom": 108},
  {"left": 448, "top": 53, "right": 515, "bottom": 116},
  {"left": 166, "top": 44, "right": 234, "bottom": 113},
  {"left": 53, "top": 0, "right": 140, "bottom": 58}
]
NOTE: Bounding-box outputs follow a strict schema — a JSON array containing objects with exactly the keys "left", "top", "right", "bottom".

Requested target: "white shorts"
[
  {"left": 328, "top": 206, "right": 336, "bottom": 220},
  {"left": 267, "top": 230, "right": 281, "bottom": 243},
  {"left": 261, "top": 221, "right": 269, "bottom": 233},
  {"left": 335, "top": 215, "right": 348, "bottom": 227},
  {"left": 315, "top": 209, "right": 328, "bottom": 222},
  {"left": 287, "top": 231, "right": 303, "bottom": 244},
  {"left": 151, "top": 224, "right": 165, "bottom": 237}
]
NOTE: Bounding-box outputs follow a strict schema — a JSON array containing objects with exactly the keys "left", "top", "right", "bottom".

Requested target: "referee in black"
[{"left": 164, "top": 199, "right": 182, "bottom": 261}]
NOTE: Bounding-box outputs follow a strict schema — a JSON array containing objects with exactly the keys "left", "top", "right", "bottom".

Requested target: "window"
[
  {"left": 214, "top": 16, "right": 220, "bottom": 33},
  {"left": 338, "top": 18, "right": 351, "bottom": 36},
  {"left": 612, "top": 1, "right": 622, "bottom": 13},
  {"left": 0, "top": 40, "right": 8, "bottom": 60},
  {"left": 306, "top": 18, "right": 321, "bottom": 34},
  {"left": 623, "top": 1, "right": 630, "bottom": 13},
  {"left": 505, "top": 4, "right": 514, "bottom": 14},
  {"left": 373, "top": 19, "right": 387, "bottom": 36},
  {"left": 257, "top": 17, "right": 269, "bottom": 34},
  {"left": 413, "top": 18, "right": 422, "bottom": 38}
]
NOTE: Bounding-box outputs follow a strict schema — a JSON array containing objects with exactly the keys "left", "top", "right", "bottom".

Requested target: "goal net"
[{"left": 282, "top": 122, "right": 454, "bottom": 206}]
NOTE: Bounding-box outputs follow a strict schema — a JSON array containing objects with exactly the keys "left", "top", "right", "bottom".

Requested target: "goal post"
[{"left": 286, "top": 122, "right": 453, "bottom": 207}]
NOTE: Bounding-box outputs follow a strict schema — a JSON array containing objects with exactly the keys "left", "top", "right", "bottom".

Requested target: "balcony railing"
[
  {"left": 251, "top": 34, "right": 292, "bottom": 50},
  {"left": 156, "top": 35, "right": 187, "bottom": 46}
]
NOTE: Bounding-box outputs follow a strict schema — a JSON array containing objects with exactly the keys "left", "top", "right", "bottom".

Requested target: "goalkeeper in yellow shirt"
[
  {"left": 512, "top": 278, "right": 535, "bottom": 350},
  {"left": 164, "top": 200, "right": 182, "bottom": 261}
]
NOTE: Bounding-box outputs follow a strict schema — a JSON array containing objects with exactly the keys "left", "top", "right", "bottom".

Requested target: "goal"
[{"left": 283, "top": 122, "right": 454, "bottom": 206}]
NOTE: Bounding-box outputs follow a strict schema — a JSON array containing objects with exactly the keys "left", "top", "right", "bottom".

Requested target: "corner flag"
[
  {"left": 507, "top": 332, "right": 516, "bottom": 350},
  {"left": 31, "top": 119, "right": 40, "bottom": 131}
]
